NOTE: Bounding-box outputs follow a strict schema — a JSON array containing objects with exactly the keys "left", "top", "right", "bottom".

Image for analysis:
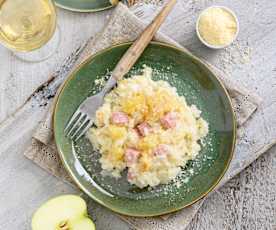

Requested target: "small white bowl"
[{"left": 196, "top": 6, "right": 239, "bottom": 49}]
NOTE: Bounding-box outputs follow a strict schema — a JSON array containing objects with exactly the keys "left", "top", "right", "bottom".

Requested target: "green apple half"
[{"left": 32, "top": 195, "right": 95, "bottom": 230}]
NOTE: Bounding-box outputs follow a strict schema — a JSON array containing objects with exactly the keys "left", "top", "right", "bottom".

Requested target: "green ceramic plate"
[
  {"left": 54, "top": 0, "right": 113, "bottom": 12},
  {"left": 54, "top": 42, "right": 236, "bottom": 217}
]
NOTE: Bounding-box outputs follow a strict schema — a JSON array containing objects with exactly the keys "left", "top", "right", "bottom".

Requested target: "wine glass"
[{"left": 0, "top": 0, "right": 60, "bottom": 62}]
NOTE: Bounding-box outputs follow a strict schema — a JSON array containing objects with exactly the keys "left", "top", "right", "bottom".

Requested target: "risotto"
[{"left": 88, "top": 66, "right": 208, "bottom": 188}]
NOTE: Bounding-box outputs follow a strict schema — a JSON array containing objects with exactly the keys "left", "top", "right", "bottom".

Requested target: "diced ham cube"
[
  {"left": 137, "top": 122, "right": 152, "bottom": 137},
  {"left": 160, "top": 112, "right": 178, "bottom": 129},
  {"left": 125, "top": 148, "right": 140, "bottom": 166},
  {"left": 111, "top": 111, "right": 129, "bottom": 125},
  {"left": 153, "top": 144, "right": 168, "bottom": 157}
]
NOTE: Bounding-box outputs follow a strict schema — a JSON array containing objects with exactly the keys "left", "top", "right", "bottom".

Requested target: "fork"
[{"left": 65, "top": 0, "right": 177, "bottom": 141}]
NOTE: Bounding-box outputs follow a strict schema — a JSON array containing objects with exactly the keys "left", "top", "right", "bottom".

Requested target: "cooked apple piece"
[{"left": 32, "top": 195, "right": 95, "bottom": 230}]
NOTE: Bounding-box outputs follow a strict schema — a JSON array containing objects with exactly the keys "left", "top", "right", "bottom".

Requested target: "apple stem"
[{"left": 59, "top": 220, "right": 69, "bottom": 230}]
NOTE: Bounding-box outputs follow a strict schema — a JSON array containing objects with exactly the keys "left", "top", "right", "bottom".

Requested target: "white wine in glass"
[{"left": 0, "top": 0, "right": 59, "bottom": 62}]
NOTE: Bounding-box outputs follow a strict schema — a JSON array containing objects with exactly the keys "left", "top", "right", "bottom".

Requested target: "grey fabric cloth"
[{"left": 24, "top": 3, "right": 264, "bottom": 230}]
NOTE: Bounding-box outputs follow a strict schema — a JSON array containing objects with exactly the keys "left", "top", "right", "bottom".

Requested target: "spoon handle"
[{"left": 112, "top": 0, "right": 177, "bottom": 80}]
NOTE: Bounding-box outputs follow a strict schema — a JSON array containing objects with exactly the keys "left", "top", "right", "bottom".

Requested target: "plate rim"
[
  {"left": 53, "top": 41, "right": 237, "bottom": 217},
  {"left": 54, "top": 1, "right": 114, "bottom": 13}
]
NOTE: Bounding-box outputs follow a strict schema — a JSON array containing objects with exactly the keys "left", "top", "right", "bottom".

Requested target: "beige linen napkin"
[{"left": 24, "top": 3, "right": 263, "bottom": 230}]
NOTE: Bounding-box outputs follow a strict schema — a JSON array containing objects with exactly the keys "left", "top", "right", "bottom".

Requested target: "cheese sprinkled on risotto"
[{"left": 88, "top": 66, "right": 208, "bottom": 188}]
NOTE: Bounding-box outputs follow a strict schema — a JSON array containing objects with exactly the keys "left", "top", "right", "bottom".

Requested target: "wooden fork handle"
[{"left": 112, "top": 0, "right": 177, "bottom": 80}]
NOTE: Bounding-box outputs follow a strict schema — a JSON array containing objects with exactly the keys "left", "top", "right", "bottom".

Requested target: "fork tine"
[
  {"left": 71, "top": 116, "right": 89, "bottom": 139},
  {"left": 64, "top": 110, "right": 80, "bottom": 133},
  {"left": 75, "top": 120, "right": 93, "bottom": 142},
  {"left": 66, "top": 113, "right": 85, "bottom": 137}
]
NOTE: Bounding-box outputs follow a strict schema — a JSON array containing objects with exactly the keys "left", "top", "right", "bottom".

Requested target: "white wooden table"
[{"left": 0, "top": 1, "right": 275, "bottom": 229}]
